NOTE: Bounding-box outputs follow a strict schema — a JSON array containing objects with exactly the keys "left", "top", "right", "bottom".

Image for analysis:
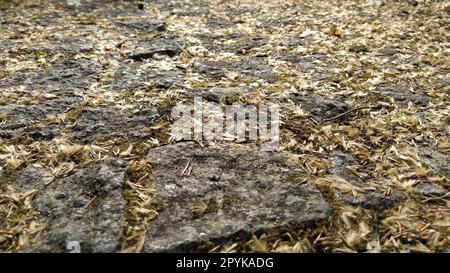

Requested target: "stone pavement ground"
[{"left": 0, "top": 0, "right": 448, "bottom": 252}]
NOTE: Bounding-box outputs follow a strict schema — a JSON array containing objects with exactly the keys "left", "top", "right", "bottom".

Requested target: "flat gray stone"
[
  {"left": 262, "top": 18, "right": 298, "bottom": 29},
  {"left": 219, "top": 6, "right": 254, "bottom": 16},
  {"left": 129, "top": 34, "right": 185, "bottom": 60},
  {"left": 112, "top": 62, "right": 185, "bottom": 90},
  {"left": 290, "top": 93, "right": 351, "bottom": 122},
  {"left": 14, "top": 166, "right": 50, "bottom": 190},
  {"left": 117, "top": 19, "right": 165, "bottom": 32},
  {"left": 72, "top": 107, "right": 159, "bottom": 141},
  {"left": 0, "top": 97, "right": 81, "bottom": 139},
  {"left": 26, "top": 158, "right": 127, "bottom": 253},
  {"left": 415, "top": 182, "right": 448, "bottom": 197},
  {"left": 329, "top": 151, "right": 406, "bottom": 210},
  {"left": 223, "top": 37, "right": 266, "bottom": 54},
  {"left": 0, "top": 39, "right": 22, "bottom": 52},
  {"left": 184, "top": 86, "right": 251, "bottom": 104},
  {"left": 194, "top": 58, "right": 277, "bottom": 83},
  {"left": 277, "top": 53, "right": 333, "bottom": 81},
  {"left": 23, "top": 37, "right": 94, "bottom": 55},
  {"left": 416, "top": 144, "right": 450, "bottom": 178},
  {"left": 375, "top": 83, "right": 430, "bottom": 106},
  {"left": 3, "top": 59, "right": 100, "bottom": 94},
  {"left": 155, "top": 0, "right": 209, "bottom": 16},
  {"left": 279, "top": 36, "right": 308, "bottom": 47},
  {"left": 143, "top": 142, "right": 331, "bottom": 252},
  {"left": 197, "top": 34, "right": 266, "bottom": 54}
]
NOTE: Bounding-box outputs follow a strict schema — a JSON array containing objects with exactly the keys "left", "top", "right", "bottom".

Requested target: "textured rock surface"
[
  {"left": 374, "top": 83, "right": 430, "bottom": 106},
  {"left": 26, "top": 158, "right": 127, "bottom": 253},
  {"left": 144, "top": 142, "right": 331, "bottom": 252},
  {"left": 117, "top": 19, "right": 165, "bottom": 32},
  {"left": 111, "top": 62, "right": 185, "bottom": 90},
  {"left": 290, "top": 93, "right": 351, "bottom": 122},
  {"left": 0, "top": 97, "right": 81, "bottom": 139},
  {"left": 23, "top": 37, "right": 94, "bottom": 55},
  {"left": 73, "top": 107, "right": 159, "bottom": 141},
  {"left": 416, "top": 144, "right": 450, "bottom": 178},
  {"left": 329, "top": 151, "right": 406, "bottom": 210},
  {"left": 194, "top": 58, "right": 277, "bottom": 83},
  {"left": 3, "top": 59, "right": 100, "bottom": 94},
  {"left": 278, "top": 53, "right": 333, "bottom": 81},
  {"left": 129, "top": 34, "right": 185, "bottom": 60},
  {"left": 0, "top": 0, "right": 448, "bottom": 253},
  {"left": 197, "top": 34, "right": 266, "bottom": 54},
  {"left": 415, "top": 182, "right": 448, "bottom": 197},
  {"left": 184, "top": 86, "right": 251, "bottom": 104},
  {"left": 14, "top": 166, "right": 52, "bottom": 190}
]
